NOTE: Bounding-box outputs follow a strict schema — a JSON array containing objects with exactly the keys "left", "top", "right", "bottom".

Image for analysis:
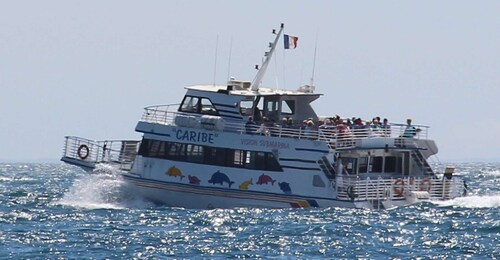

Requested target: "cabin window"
[
  {"left": 167, "top": 143, "right": 186, "bottom": 160},
  {"left": 358, "top": 157, "right": 368, "bottom": 173},
  {"left": 312, "top": 175, "right": 326, "bottom": 187},
  {"left": 200, "top": 98, "right": 217, "bottom": 115},
  {"left": 232, "top": 150, "right": 245, "bottom": 167},
  {"left": 341, "top": 158, "right": 357, "bottom": 174},
  {"left": 180, "top": 96, "right": 200, "bottom": 112},
  {"left": 265, "top": 100, "right": 280, "bottom": 122},
  {"left": 179, "top": 95, "right": 218, "bottom": 115},
  {"left": 149, "top": 140, "right": 165, "bottom": 157},
  {"left": 244, "top": 151, "right": 254, "bottom": 169},
  {"left": 204, "top": 147, "right": 226, "bottom": 166},
  {"left": 239, "top": 100, "right": 254, "bottom": 116},
  {"left": 254, "top": 152, "right": 266, "bottom": 170},
  {"left": 281, "top": 100, "right": 295, "bottom": 115},
  {"left": 186, "top": 144, "right": 203, "bottom": 163},
  {"left": 138, "top": 138, "right": 282, "bottom": 171},
  {"left": 384, "top": 156, "right": 397, "bottom": 173},
  {"left": 266, "top": 153, "right": 282, "bottom": 171},
  {"left": 138, "top": 139, "right": 150, "bottom": 156},
  {"left": 370, "top": 156, "right": 383, "bottom": 173}
]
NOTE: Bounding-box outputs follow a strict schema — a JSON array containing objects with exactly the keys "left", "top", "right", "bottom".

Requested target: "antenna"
[
  {"left": 226, "top": 35, "right": 233, "bottom": 82},
  {"left": 310, "top": 34, "right": 318, "bottom": 88},
  {"left": 213, "top": 34, "right": 219, "bottom": 86}
]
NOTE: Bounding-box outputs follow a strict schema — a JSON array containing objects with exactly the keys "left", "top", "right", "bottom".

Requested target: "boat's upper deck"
[{"left": 138, "top": 104, "right": 435, "bottom": 155}]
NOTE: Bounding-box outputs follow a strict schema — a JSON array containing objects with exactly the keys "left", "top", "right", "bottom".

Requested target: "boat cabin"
[
  {"left": 177, "top": 80, "right": 321, "bottom": 125},
  {"left": 335, "top": 147, "right": 435, "bottom": 180}
]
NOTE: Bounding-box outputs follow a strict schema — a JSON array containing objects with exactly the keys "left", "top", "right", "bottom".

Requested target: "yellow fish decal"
[
  {"left": 167, "top": 166, "right": 185, "bottom": 180},
  {"left": 239, "top": 179, "right": 253, "bottom": 190}
]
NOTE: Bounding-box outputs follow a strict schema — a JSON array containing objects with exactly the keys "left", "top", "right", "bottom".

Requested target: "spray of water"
[
  {"left": 58, "top": 164, "right": 152, "bottom": 209},
  {"left": 432, "top": 194, "right": 500, "bottom": 208}
]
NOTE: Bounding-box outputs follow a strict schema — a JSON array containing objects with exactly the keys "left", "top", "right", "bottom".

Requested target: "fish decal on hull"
[
  {"left": 208, "top": 171, "right": 234, "bottom": 188},
  {"left": 167, "top": 166, "right": 185, "bottom": 180},
  {"left": 188, "top": 175, "right": 201, "bottom": 185},
  {"left": 257, "top": 174, "right": 276, "bottom": 185},
  {"left": 279, "top": 182, "right": 292, "bottom": 194},
  {"left": 239, "top": 179, "right": 253, "bottom": 190}
]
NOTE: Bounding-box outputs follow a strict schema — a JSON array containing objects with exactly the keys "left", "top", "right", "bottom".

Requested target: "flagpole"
[
  {"left": 282, "top": 43, "right": 286, "bottom": 90},
  {"left": 250, "top": 24, "right": 284, "bottom": 91}
]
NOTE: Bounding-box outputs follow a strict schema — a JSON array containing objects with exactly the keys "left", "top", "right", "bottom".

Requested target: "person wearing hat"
[{"left": 302, "top": 119, "right": 315, "bottom": 139}]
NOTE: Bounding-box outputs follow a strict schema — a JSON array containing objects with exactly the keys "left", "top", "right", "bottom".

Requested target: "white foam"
[
  {"left": 0, "top": 176, "right": 12, "bottom": 182},
  {"left": 484, "top": 170, "right": 500, "bottom": 177},
  {"left": 57, "top": 164, "right": 151, "bottom": 210},
  {"left": 433, "top": 195, "right": 500, "bottom": 208}
]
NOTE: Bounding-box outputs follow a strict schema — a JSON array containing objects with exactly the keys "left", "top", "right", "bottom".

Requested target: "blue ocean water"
[{"left": 0, "top": 163, "right": 498, "bottom": 259}]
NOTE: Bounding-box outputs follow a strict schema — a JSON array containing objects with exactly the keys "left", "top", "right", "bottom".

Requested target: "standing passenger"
[{"left": 403, "top": 118, "right": 416, "bottom": 137}]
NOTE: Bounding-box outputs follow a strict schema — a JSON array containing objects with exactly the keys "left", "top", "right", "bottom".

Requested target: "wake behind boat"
[{"left": 61, "top": 24, "right": 467, "bottom": 209}]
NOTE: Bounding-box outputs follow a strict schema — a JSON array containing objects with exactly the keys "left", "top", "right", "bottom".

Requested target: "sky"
[{"left": 1, "top": 1, "right": 499, "bottom": 162}]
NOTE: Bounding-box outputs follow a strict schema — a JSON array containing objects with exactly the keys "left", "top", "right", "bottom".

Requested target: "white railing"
[
  {"left": 140, "top": 105, "right": 430, "bottom": 149},
  {"left": 62, "top": 136, "right": 140, "bottom": 170},
  {"left": 336, "top": 176, "right": 465, "bottom": 201}
]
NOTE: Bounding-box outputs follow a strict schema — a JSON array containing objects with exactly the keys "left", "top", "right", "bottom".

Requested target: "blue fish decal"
[
  {"left": 208, "top": 171, "right": 234, "bottom": 188},
  {"left": 279, "top": 182, "right": 292, "bottom": 194}
]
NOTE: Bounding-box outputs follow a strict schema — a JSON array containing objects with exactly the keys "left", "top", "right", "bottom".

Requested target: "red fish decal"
[
  {"left": 256, "top": 174, "right": 276, "bottom": 185},
  {"left": 188, "top": 175, "right": 201, "bottom": 185}
]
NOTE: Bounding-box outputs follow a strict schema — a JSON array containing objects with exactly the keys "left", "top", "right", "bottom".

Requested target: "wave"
[
  {"left": 484, "top": 170, "right": 500, "bottom": 177},
  {"left": 57, "top": 164, "right": 151, "bottom": 210},
  {"left": 432, "top": 195, "right": 500, "bottom": 209},
  {"left": 0, "top": 176, "right": 12, "bottom": 182}
]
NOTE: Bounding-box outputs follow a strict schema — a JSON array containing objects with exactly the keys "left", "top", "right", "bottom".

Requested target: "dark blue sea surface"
[{"left": 0, "top": 163, "right": 499, "bottom": 259}]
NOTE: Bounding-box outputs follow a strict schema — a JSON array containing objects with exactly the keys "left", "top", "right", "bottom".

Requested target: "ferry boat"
[{"left": 61, "top": 24, "right": 467, "bottom": 209}]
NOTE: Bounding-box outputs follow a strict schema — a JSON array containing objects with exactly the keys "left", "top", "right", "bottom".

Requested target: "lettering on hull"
[
  {"left": 241, "top": 139, "right": 290, "bottom": 149},
  {"left": 175, "top": 129, "right": 215, "bottom": 144}
]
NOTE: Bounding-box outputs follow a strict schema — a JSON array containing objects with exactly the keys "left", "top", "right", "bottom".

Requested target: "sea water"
[{"left": 0, "top": 163, "right": 498, "bottom": 259}]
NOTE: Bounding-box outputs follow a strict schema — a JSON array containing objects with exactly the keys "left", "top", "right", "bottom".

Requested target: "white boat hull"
[{"left": 122, "top": 173, "right": 358, "bottom": 209}]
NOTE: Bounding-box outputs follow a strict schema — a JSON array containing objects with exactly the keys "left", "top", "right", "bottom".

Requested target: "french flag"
[{"left": 284, "top": 34, "right": 298, "bottom": 49}]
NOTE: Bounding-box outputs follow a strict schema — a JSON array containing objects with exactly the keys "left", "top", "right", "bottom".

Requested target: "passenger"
[
  {"left": 300, "top": 120, "right": 308, "bottom": 131},
  {"left": 245, "top": 116, "right": 257, "bottom": 134},
  {"left": 402, "top": 118, "right": 418, "bottom": 138},
  {"left": 281, "top": 116, "right": 294, "bottom": 137},
  {"left": 346, "top": 118, "right": 353, "bottom": 128},
  {"left": 304, "top": 120, "right": 316, "bottom": 139},
  {"left": 319, "top": 118, "right": 335, "bottom": 130},
  {"left": 337, "top": 119, "right": 350, "bottom": 139},
  {"left": 370, "top": 119, "right": 381, "bottom": 136},
  {"left": 256, "top": 116, "right": 272, "bottom": 136},
  {"left": 352, "top": 118, "right": 364, "bottom": 137},
  {"left": 382, "top": 118, "right": 391, "bottom": 137},
  {"left": 319, "top": 118, "right": 336, "bottom": 139}
]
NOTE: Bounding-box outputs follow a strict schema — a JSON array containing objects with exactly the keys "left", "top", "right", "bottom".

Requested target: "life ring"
[
  {"left": 420, "top": 178, "right": 432, "bottom": 192},
  {"left": 393, "top": 178, "right": 405, "bottom": 197},
  {"left": 77, "top": 144, "right": 90, "bottom": 160},
  {"left": 346, "top": 186, "right": 358, "bottom": 200}
]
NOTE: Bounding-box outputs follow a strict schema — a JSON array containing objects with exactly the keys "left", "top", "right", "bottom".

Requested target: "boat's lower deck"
[{"left": 122, "top": 172, "right": 465, "bottom": 210}]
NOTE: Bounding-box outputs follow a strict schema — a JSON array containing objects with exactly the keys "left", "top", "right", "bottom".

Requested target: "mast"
[{"left": 250, "top": 23, "right": 284, "bottom": 91}]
